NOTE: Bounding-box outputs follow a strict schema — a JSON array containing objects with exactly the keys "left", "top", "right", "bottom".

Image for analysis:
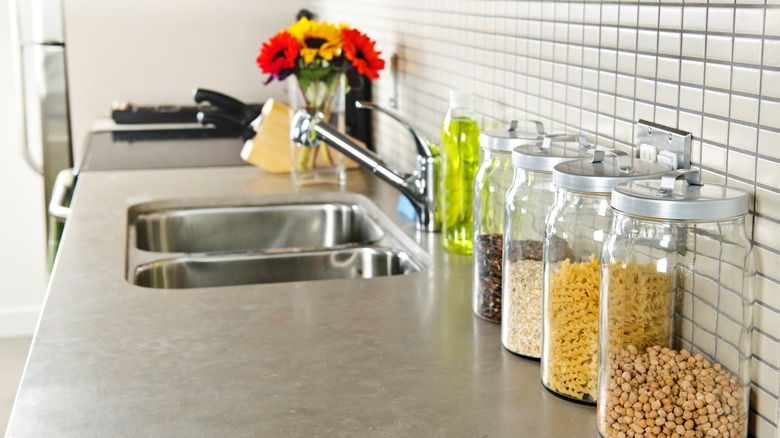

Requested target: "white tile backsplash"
[{"left": 311, "top": 1, "right": 780, "bottom": 434}]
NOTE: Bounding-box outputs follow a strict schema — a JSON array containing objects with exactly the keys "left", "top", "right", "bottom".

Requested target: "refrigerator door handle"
[
  {"left": 48, "top": 169, "right": 74, "bottom": 221},
  {"left": 8, "top": 0, "right": 44, "bottom": 175}
]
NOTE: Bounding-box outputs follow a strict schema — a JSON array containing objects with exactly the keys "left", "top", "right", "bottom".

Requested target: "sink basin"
[
  {"left": 126, "top": 193, "right": 431, "bottom": 289},
  {"left": 133, "top": 203, "right": 384, "bottom": 253},
  {"left": 134, "top": 247, "right": 419, "bottom": 289}
]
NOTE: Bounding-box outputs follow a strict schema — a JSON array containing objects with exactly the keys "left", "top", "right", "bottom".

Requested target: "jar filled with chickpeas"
[
  {"left": 472, "top": 120, "right": 545, "bottom": 323},
  {"left": 501, "top": 134, "right": 591, "bottom": 358},
  {"left": 542, "top": 150, "right": 670, "bottom": 404},
  {"left": 597, "top": 170, "right": 753, "bottom": 438}
]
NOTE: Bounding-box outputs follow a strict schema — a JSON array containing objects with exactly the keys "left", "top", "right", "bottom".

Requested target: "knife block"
[{"left": 241, "top": 98, "right": 361, "bottom": 173}]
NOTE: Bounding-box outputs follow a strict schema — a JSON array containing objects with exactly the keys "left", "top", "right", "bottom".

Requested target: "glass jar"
[
  {"left": 472, "top": 120, "right": 545, "bottom": 322},
  {"left": 597, "top": 170, "right": 753, "bottom": 438},
  {"left": 501, "top": 134, "right": 590, "bottom": 357},
  {"left": 541, "top": 150, "right": 670, "bottom": 403}
]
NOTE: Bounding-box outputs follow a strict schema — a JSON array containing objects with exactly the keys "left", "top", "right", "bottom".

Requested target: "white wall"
[
  {"left": 0, "top": 1, "right": 49, "bottom": 338},
  {"left": 64, "top": 0, "right": 307, "bottom": 163}
]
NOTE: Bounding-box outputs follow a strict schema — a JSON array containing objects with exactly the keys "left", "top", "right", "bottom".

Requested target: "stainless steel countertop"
[{"left": 6, "top": 166, "right": 595, "bottom": 437}]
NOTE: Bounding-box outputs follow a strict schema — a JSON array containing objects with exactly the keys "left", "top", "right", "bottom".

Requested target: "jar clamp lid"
[
  {"left": 512, "top": 134, "right": 592, "bottom": 172},
  {"left": 611, "top": 169, "right": 750, "bottom": 220},
  {"left": 552, "top": 149, "right": 671, "bottom": 193},
  {"left": 479, "top": 120, "right": 546, "bottom": 152}
]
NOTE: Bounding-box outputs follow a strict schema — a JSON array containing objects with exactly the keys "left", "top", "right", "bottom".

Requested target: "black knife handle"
[
  {"left": 192, "top": 88, "right": 261, "bottom": 124},
  {"left": 196, "top": 111, "right": 255, "bottom": 142}
]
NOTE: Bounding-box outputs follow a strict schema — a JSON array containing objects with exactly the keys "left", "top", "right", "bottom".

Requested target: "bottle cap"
[{"left": 449, "top": 90, "right": 472, "bottom": 109}]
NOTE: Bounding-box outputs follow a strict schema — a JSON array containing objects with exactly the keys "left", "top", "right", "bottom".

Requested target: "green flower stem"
[{"left": 294, "top": 71, "right": 342, "bottom": 171}]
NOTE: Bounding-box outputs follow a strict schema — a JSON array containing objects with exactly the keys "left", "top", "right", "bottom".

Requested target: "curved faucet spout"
[
  {"left": 355, "top": 101, "right": 435, "bottom": 158},
  {"left": 290, "top": 107, "right": 439, "bottom": 232}
]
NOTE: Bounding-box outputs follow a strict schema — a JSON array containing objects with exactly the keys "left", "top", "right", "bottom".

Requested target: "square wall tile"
[
  {"left": 683, "top": 6, "right": 707, "bottom": 32},
  {"left": 703, "top": 116, "right": 729, "bottom": 144},
  {"left": 729, "top": 122, "right": 758, "bottom": 153},
  {"left": 617, "top": 51, "right": 636, "bottom": 75},
  {"left": 735, "top": 7, "right": 765, "bottom": 36},
  {"left": 659, "top": 6, "right": 683, "bottom": 30},
  {"left": 732, "top": 66, "right": 762, "bottom": 95},
  {"left": 728, "top": 149, "right": 756, "bottom": 181},
  {"left": 637, "top": 29, "right": 658, "bottom": 53},
  {"left": 731, "top": 95, "right": 760, "bottom": 124},
  {"left": 705, "top": 62, "right": 731, "bottom": 91},
  {"left": 703, "top": 89, "right": 731, "bottom": 118},
  {"left": 655, "top": 106, "right": 678, "bottom": 128},
  {"left": 679, "top": 111, "right": 703, "bottom": 138},
  {"left": 681, "top": 60, "right": 705, "bottom": 85},
  {"left": 766, "top": 8, "right": 780, "bottom": 38},
  {"left": 707, "top": 6, "right": 735, "bottom": 33},
  {"left": 618, "top": 28, "right": 637, "bottom": 51},
  {"left": 701, "top": 142, "right": 728, "bottom": 172},
  {"left": 756, "top": 275, "right": 780, "bottom": 316},
  {"left": 758, "top": 129, "right": 780, "bottom": 160},
  {"left": 656, "top": 82, "right": 679, "bottom": 107},
  {"left": 756, "top": 187, "right": 780, "bottom": 223},
  {"left": 658, "top": 31, "right": 681, "bottom": 56},
  {"left": 733, "top": 37, "right": 764, "bottom": 66},
  {"left": 682, "top": 33, "right": 706, "bottom": 58},
  {"left": 635, "top": 77, "right": 656, "bottom": 102},
  {"left": 636, "top": 54, "right": 658, "bottom": 78},
  {"left": 760, "top": 99, "right": 780, "bottom": 129},
  {"left": 757, "top": 158, "right": 780, "bottom": 189},
  {"left": 618, "top": 4, "right": 638, "bottom": 27},
  {"left": 763, "top": 69, "right": 780, "bottom": 100},
  {"left": 638, "top": 5, "right": 659, "bottom": 29},
  {"left": 706, "top": 35, "right": 733, "bottom": 63}
]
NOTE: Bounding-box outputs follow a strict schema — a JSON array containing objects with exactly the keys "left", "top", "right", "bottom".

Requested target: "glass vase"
[{"left": 287, "top": 73, "right": 346, "bottom": 186}]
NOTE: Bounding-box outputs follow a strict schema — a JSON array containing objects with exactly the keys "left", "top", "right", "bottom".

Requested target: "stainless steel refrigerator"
[{"left": 9, "top": 0, "right": 74, "bottom": 267}]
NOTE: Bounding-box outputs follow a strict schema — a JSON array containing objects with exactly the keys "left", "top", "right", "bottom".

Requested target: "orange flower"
[
  {"left": 341, "top": 27, "right": 385, "bottom": 81},
  {"left": 256, "top": 31, "right": 299, "bottom": 81}
]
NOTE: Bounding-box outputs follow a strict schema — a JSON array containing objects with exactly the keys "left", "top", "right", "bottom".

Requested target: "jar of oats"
[
  {"left": 471, "top": 120, "right": 545, "bottom": 323},
  {"left": 597, "top": 170, "right": 753, "bottom": 438},
  {"left": 541, "top": 150, "right": 669, "bottom": 404},
  {"left": 501, "top": 134, "right": 590, "bottom": 358}
]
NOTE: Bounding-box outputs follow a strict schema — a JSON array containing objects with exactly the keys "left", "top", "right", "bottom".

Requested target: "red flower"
[
  {"left": 341, "top": 28, "right": 385, "bottom": 81},
  {"left": 256, "top": 31, "right": 299, "bottom": 81}
]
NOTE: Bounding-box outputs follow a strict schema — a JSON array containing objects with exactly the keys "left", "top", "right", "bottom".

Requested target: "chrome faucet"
[{"left": 290, "top": 102, "right": 439, "bottom": 232}]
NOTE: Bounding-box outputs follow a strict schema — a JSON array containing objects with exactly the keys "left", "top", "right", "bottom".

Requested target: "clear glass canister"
[
  {"left": 541, "top": 150, "right": 670, "bottom": 403},
  {"left": 472, "top": 120, "right": 545, "bottom": 322},
  {"left": 501, "top": 134, "right": 591, "bottom": 357},
  {"left": 597, "top": 170, "right": 753, "bottom": 438}
]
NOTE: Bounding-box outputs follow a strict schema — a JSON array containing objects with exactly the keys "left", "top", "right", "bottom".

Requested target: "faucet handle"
[{"left": 355, "top": 101, "right": 435, "bottom": 158}]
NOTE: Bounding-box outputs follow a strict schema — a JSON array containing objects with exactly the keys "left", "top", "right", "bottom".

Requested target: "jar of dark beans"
[
  {"left": 501, "top": 134, "right": 590, "bottom": 358},
  {"left": 472, "top": 120, "right": 545, "bottom": 322}
]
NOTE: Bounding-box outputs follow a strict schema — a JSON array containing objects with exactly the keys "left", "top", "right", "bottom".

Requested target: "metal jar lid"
[
  {"left": 552, "top": 149, "right": 671, "bottom": 193},
  {"left": 479, "top": 120, "right": 545, "bottom": 152},
  {"left": 611, "top": 170, "right": 749, "bottom": 220},
  {"left": 512, "top": 134, "right": 592, "bottom": 172}
]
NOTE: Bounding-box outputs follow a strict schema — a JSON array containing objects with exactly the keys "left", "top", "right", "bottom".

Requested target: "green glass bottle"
[{"left": 438, "top": 90, "right": 480, "bottom": 254}]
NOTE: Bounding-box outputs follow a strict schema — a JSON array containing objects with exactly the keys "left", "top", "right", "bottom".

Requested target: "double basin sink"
[{"left": 126, "top": 193, "right": 431, "bottom": 289}]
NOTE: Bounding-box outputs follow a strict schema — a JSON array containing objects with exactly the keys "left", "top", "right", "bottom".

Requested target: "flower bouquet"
[{"left": 257, "top": 17, "right": 385, "bottom": 185}]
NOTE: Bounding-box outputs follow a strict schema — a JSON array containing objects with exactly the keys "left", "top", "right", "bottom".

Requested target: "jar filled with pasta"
[
  {"left": 472, "top": 120, "right": 545, "bottom": 323},
  {"left": 501, "top": 134, "right": 590, "bottom": 358},
  {"left": 597, "top": 170, "right": 753, "bottom": 438},
  {"left": 541, "top": 150, "right": 670, "bottom": 404}
]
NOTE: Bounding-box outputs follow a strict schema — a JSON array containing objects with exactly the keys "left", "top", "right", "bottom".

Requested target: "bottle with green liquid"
[{"left": 438, "top": 90, "right": 480, "bottom": 254}]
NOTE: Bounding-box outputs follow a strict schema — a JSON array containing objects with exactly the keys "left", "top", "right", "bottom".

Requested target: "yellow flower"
[{"left": 287, "top": 17, "right": 342, "bottom": 64}]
